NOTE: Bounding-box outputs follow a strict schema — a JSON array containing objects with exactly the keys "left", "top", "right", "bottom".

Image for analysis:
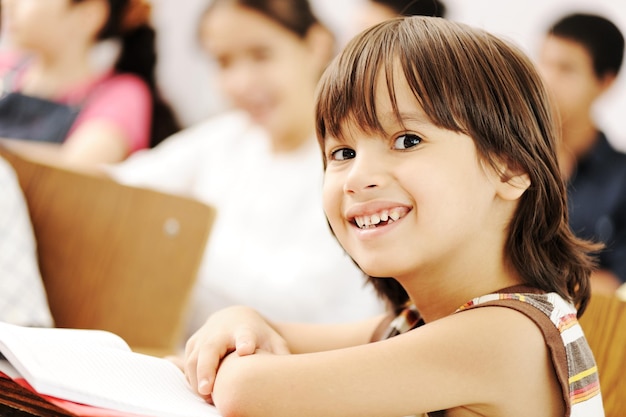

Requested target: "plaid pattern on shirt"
[{"left": 0, "top": 156, "right": 53, "bottom": 327}]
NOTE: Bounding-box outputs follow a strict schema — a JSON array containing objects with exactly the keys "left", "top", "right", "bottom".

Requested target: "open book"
[{"left": 0, "top": 322, "right": 221, "bottom": 417}]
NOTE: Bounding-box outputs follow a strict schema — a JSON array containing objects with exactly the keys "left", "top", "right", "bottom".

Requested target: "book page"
[
  {"left": 0, "top": 323, "right": 131, "bottom": 382},
  {"left": 0, "top": 323, "right": 221, "bottom": 417},
  {"left": 0, "top": 358, "right": 20, "bottom": 379}
]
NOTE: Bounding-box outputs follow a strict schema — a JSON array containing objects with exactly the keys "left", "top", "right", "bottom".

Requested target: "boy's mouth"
[{"left": 352, "top": 207, "right": 409, "bottom": 229}]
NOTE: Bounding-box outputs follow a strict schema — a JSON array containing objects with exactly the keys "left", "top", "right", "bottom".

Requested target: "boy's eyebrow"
[{"left": 379, "top": 111, "right": 431, "bottom": 125}]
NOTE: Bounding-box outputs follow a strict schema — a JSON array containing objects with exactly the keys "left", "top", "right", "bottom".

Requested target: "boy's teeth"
[
  {"left": 355, "top": 209, "right": 403, "bottom": 229},
  {"left": 356, "top": 216, "right": 371, "bottom": 228}
]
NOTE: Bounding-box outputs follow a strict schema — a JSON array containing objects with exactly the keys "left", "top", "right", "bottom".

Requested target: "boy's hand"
[{"left": 184, "top": 305, "right": 290, "bottom": 397}]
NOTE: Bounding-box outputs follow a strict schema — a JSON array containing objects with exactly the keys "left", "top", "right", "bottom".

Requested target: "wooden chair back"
[
  {"left": 0, "top": 147, "right": 215, "bottom": 356},
  {"left": 579, "top": 293, "right": 626, "bottom": 417}
]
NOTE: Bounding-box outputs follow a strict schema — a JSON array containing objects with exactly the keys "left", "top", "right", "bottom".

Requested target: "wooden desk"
[{"left": 0, "top": 377, "right": 74, "bottom": 417}]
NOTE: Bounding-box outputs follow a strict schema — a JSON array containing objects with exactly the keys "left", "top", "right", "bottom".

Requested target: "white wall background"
[{"left": 152, "top": 0, "right": 626, "bottom": 150}]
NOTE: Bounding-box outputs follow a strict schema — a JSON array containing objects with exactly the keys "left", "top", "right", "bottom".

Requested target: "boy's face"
[
  {"left": 537, "top": 35, "right": 606, "bottom": 125},
  {"left": 320, "top": 71, "right": 519, "bottom": 282}
]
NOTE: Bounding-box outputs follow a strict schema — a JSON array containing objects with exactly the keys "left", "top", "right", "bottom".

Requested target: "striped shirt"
[{"left": 382, "top": 287, "right": 604, "bottom": 417}]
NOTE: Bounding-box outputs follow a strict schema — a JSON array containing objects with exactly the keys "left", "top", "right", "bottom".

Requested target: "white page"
[
  {"left": 0, "top": 359, "right": 20, "bottom": 378},
  {"left": 0, "top": 323, "right": 221, "bottom": 417}
]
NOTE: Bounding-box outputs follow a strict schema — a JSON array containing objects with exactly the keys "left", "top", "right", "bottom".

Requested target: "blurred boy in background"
[{"left": 537, "top": 12, "right": 626, "bottom": 294}]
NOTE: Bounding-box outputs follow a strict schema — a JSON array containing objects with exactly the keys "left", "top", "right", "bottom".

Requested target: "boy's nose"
[{"left": 343, "top": 152, "right": 386, "bottom": 194}]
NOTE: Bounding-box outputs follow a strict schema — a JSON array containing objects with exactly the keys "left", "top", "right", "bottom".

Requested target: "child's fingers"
[
  {"left": 194, "top": 345, "right": 223, "bottom": 396},
  {"left": 234, "top": 325, "right": 290, "bottom": 356},
  {"left": 183, "top": 351, "right": 199, "bottom": 392},
  {"left": 184, "top": 333, "right": 230, "bottom": 396},
  {"left": 234, "top": 326, "right": 258, "bottom": 355},
  {"left": 269, "top": 335, "right": 291, "bottom": 355}
]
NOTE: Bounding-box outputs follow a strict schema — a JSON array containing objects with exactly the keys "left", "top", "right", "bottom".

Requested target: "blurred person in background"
[
  {"left": 0, "top": 0, "right": 179, "bottom": 169},
  {"left": 353, "top": 0, "right": 446, "bottom": 34},
  {"left": 537, "top": 12, "right": 626, "bottom": 294},
  {"left": 108, "top": 0, "right": 385, "bottom": 337}
]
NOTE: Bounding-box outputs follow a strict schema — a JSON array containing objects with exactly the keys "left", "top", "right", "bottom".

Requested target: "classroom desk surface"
[{"left": 0, "top": 377, "right": 75, "bottom": 417}]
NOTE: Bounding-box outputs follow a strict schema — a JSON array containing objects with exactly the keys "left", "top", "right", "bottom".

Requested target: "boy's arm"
[
  {"left": 184, "top": 305, "right": 386, "bottom": 397},
  {"left": 209, "top": 307, "right": 561, "bottom": 417},
  {"left": 271, "top": 314, "right": 388, "bottom": 353}
]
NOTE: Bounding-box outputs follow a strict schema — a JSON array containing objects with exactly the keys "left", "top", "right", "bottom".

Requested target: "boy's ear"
[
  {"left": 598, "top": 71, "right": 617, "bottom": 95},
  {"left": 488, "top": 159, "right": 531, "bottom": 201},
  {"left": 500, "top": 171, "right": 531, "bottom": 201}
]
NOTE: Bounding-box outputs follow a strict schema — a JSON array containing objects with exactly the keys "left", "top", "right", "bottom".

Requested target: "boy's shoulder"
[
  {"left": 377, "top": 297, "right": 565, "bottom": 416},
  {"left": 453, "top": 289, "right": 601, "bottom": 416}
]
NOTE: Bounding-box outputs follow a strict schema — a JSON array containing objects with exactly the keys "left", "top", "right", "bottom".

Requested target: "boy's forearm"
[{"left": 273, "top": 314, "right": 385, "bottom": 354}]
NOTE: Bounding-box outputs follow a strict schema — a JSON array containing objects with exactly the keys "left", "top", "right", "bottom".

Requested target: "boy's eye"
[
  {"left": 393, "top": 134, "right": 422, "bottom": 150},
  {"left": 330, "top": 148, "right": 356, "bottom": 161}
]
